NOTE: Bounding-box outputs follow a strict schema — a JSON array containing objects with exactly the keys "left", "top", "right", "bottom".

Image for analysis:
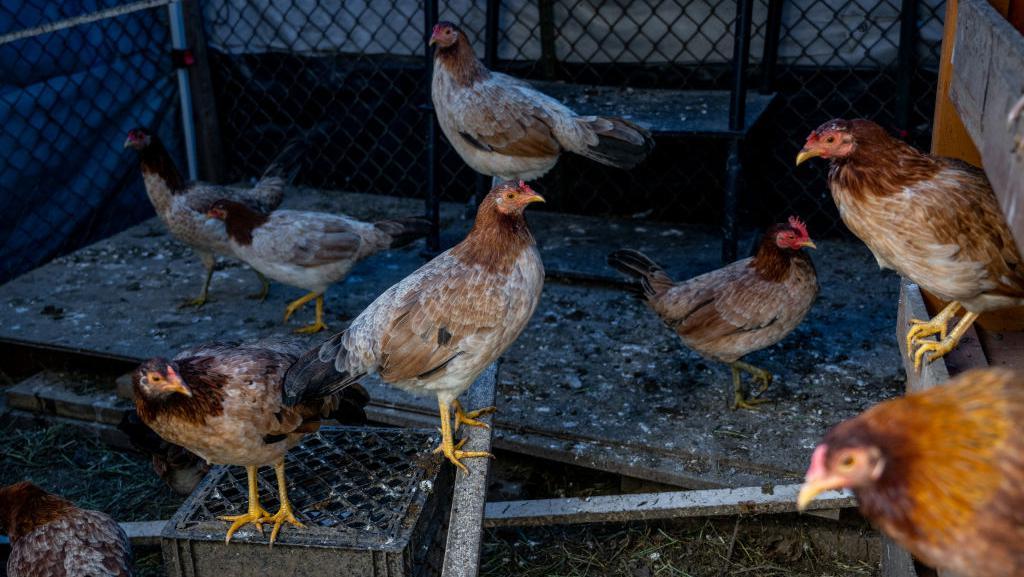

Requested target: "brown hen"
[
  {"left": 798, "top": 368, "right": 1024, "bottom": 577},
  {"left": 0, "top": 482, "right": 132, "bottom": 577},
  {"left": 608, "top": 217, "right": 818, "bottom": 409},
  {"left": 796, "top": 118, "right": 1024, "bottom": 371}
]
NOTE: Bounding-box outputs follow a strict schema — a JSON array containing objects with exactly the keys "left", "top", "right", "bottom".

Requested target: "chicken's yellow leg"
[
  {"left": 180, "top": 252, "right": 215, "bottom": 308},
  {"left": 247, "top": 269, "right": 271, "bottom": 302},
  {"left": 262, "top": 460, "right": 304, "bottom": 546},
  {"left": 912, "top": 310, "right": 979, "bottom": 371},
  {"left": 294, "top": 294, "right": 328, "bottom": 334},
  {"left": 219, "top": 465, "right": 272, "bottom": 544},
  {"left": 906, "top": 301, "right": 961, "bottom": 354},
  {"left": 730, "top": 361, "right": 773, "bottom": 411},
  {"left": 433, "top": 398, "right": 494, "bottom": 474},
  {"left": 452, "top": 399, "right": 496, "bottom": 431}
]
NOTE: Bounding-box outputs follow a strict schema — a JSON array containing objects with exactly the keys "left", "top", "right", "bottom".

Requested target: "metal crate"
[{"left": 161, "top": 426, "right": 452, "bottom": 577}]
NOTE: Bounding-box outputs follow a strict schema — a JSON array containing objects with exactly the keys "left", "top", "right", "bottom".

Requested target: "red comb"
[
  {"left": 788, "top": 215, "right": 809, "bottom": 237},
  {"left": 805, "top": 131, "right": 818, "bottom": 142},
  {"left": 517, "top": 180, "right": 533, "bottom": 193}
]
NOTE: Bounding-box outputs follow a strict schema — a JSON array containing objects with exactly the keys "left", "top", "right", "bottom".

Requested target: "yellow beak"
[
  {"left": 167, "top": 381, "right": 193, "bottom": 397},
  {"left": 123, "top": 137, "right": 133, "bottom": 149},
  {"left": 796, "top": 476, "right": 845, "bottom": 511},
  {"left": 525, "top": 193, "right": 546, "bottom": 204},
  {"left": 428, "top": 36, "right": 438, "bottom": 46},
  {"left": 795, "top": 148, "right": 820, "bottom": 166},
  {"left": 801, "top": 239, "right": 817, "bottom": 249}
]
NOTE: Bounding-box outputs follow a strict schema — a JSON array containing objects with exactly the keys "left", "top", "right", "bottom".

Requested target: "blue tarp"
[{"left": 0, "top": 0, "right": 182, "bottom": 283}]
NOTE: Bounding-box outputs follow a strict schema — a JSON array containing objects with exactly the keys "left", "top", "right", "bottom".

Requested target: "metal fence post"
[
  {"left": 425, "top": 0, "right": 441, "bottom": 253},
  {"left": 167, "top": 0, "right": 198, "bottom": 181}
]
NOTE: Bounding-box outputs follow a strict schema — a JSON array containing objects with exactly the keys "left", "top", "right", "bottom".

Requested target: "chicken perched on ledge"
[
  {"left": 798, "top": 368, "right": 1024, "bottom": 577},
  {"left": 0, "top": 482, "right": 132, "bottom": 576},
  {"left": 282, "top": 181, "right": 545, "bottom": 472},
  {"left": 608, "top": 217, "right": 818, "bottom": 410},
  {"left": 124, "top": 128, "right": 301, "bottom": 307},
  {"left": 430, "top": 21, "right": 654, "bottom": 181},
  {"left": 796, "top": 118, "right": 1024, "bottom": 371},
  {"left": 132, "top": 339, "right": 370, "bottom": 545},
  {"left": 207, "top": 200, "right": 430, "bottom": 333}
]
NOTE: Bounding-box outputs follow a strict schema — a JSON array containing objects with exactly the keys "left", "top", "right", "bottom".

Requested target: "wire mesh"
[
  {"left": 0, "top": 0, "right": 181, "bottom": 284},
  {"left": 169, "top": 427, "right": 448, "bottom": 549}
]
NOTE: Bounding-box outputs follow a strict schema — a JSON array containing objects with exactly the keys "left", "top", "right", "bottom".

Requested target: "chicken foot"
[
  {"left": 453, "top": 399, "right": 496, "bottom": 432},
  {"left": 219, "top": 464, "right": 272, "bottom": 544},
  {"left": 261, "top": 460, "right": 304, "bottom": 546},
  {"left": 433, "top": 398, "right": 494, "bottom": 474},
  {"left": 730, "top": 361, "right": 773, "bottom": 411},
  {"left": 905, "top": 301, "right": 961, "bottom": 357},
  {"left": 283, "top": 291, "right": 328, "bottom": 333},
  {"left": 247, "top": 270, "right": 271, "bottom": 302},
  {"left": 912, "top": 310, "right": 979, "bottom": 371},
  {"left": 179, "top": 252, "right": 215, "bottom": 308}
]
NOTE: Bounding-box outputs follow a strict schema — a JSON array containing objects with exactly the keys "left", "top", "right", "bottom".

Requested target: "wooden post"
[
  {"left": 930, "top": 0, "right": 982, "bottom": 165},
  {"left": 182, "top": 0, "right": 226, "bottom": 183}
]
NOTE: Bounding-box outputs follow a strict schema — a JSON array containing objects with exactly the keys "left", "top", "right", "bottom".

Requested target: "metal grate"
[{"left": 169, "top": 427, "right": 445, "bottom": 548}]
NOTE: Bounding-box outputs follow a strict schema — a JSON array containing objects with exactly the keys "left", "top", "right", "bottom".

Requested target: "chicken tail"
[
  {"left": 249, "top": 136, "right": 309, "bottom": 212},
  {"left": 374, "top": 217, "right": 432, "bottom": 249},
  {"left": 576, "top": 116, "right": 655, "bottom": 170},
  {"left": 607, "top": 249, "right": 675, "bottom": 297},
  {"left": 282, "top": 332, "right": 366, "bottom": 407},
  {"left": 325, "top": 382, "right": 371, "bottom": 425}
]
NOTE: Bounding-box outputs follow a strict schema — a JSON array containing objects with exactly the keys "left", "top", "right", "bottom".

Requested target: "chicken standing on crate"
[
  {"left": 124, "top": 127, "right": 301, "bottom": 308},
  {"left": 429, "top": 21, "right": 654, "bottom": 181},
  {"left": 798, "top": 368, "right": 1024, "bottom": 577},
  {"left": 796, "top": 118, "right": 1024, "bottom": 371},
  {"left": 205, "top": 200, "right": 430, "bottom": 333},
  {"left": 282, "top": 181, "right": 545, "bottom": 472},
  {"left": 607, "top": 217, "right": 818, "bottom": 410},
  {"left": 132, "top": 338, "right": 371, "bottom": 545},
  {"left": 0, "top": 481, "right": 133, "bottom": 576}
]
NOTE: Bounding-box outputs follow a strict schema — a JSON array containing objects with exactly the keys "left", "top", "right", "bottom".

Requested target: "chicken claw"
[
  {"left": 219, "top": 465, "right": 272, "bottom": 544},
  {"left": 262, "top": 461, "right": 304, "bottom": 546},
  {"left": 284, "top": 292, "right": 328, "bottom": 333},
  {"left": 912, "top": 311, "right": 979, "bottom": 371},
  {"left": 905, "top": 301, "right": 960, "bottom": 355},
  {"left": 435, "top": 399, "right": 494, "bottom": 474},
  {"left": 246, "top": 270, "right": 271, "bottom": 302},
  {"left": 730, "top": 361, "right": 774, "bottom": 411},
  {"left": 453, "top": 400, "right": 496, "bottom": 431}
]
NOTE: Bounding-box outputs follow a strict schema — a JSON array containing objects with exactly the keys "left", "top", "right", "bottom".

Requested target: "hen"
[
  {"left": 0, "top": 481, "right": 132, "bottom": 577},
  {"left": 207, "top": 200, "right": 430, "bottom": 333},
  {"left": 608, "top": 217, "right": 818, "bottom": 410},
  {"left": 282, "top": 181, "right": 545, "bottom": 472},
  {"left": 124, "top": 128, "right": 299, "bottom": 307},
  {"left": 430, "top": 22, "right": 654, "bottom": 181},
  {"left": 798, "top": 368, "right": 1024, "bottom": 577},
  {"left": 118, "top": 411, "right": 210, "bottom": 495},
  {"left": 796, "top": 118, "right": 1024, "bottom": 371},
  {"left": 132, "top": 338, "right": 370, "bottom": 544}
]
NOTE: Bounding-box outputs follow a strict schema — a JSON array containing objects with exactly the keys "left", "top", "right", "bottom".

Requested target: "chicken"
[
  {"left": 429, "top": 22, "right": 654, "bottom": 181},
  {"left": 798, "top": 367, "right": 1024, "bottom": 577},
  {"left": 796, "top": 119, "right": 1024, "bottom": 371},
  {"left": 281, "top": 181, "right": 545, "bottom": 472},
  {"left": 132, "top": 338, "right": 370, "bottom": 545},
  {"left": 206, "top": 200, "right": 431, "bottom": 333},
  {"left": 608, "top": 217, "right": 818, "bottom": 410},
  {"left": 118, "top": 410, "right": 210, "bottom": 496},
  {"left": 0, "top": 481, "right": 132, "bottom": 577},
  {"left": 124, "top": 128, "right": 300, "bottom": 307}
]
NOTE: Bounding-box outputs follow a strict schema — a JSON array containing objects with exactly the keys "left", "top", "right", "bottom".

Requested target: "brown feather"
[
  {"left": 137, "top": 134, "right": 185, "bottom": 193},
  {"left": 434, "top": 27, "right": 489, "bottom": 87}
]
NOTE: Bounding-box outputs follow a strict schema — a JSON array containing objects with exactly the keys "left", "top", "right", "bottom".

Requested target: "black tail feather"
[
  {"left": 283, "top": 334, "right": 365, "bottom": 407},
  {"left": 607, "top": 249, "right": 674, "bottom": 297},
  {"left": 579, "top": 117, "right": 655, "bottom": 169},
  {"left": 375, "top": 216, "right": 432, "bottom": 249}
]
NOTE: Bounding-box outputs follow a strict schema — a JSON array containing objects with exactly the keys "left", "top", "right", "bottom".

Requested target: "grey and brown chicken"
[
  {"left": 608, "top": 217, "right": 818, "bottom": 410},
  {"left": 282, "top": 181, "right": 545, "bottom": 472},
  {"left": 430, "top": 22, "right": 654, "bottom": 181},
  {"left": 206, "top": 200, "right": 430, "bottom": 333},
  {"left": 132, "top": 338, "right": 370, "bottom": 545}
]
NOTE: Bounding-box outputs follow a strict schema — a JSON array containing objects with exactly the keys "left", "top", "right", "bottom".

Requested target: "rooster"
[
  {"left": 798, "top": 368, "right": 1024, "bottom": 577},
  {"left": 429, "top": 22, "right": 654, "bottom": 181},
  {"left": 124, "top": 128, "right": 300, "bottom": 307},
  {"left": 0, "top": 481, "right": 132, "bottom": 576},
  {"left": 796, "top": 118, "right": 1024, "bottom": 371},
  {"left": 608, "top": 217, "right": 818, "bottom": 410},
  {"left": 282, "top": 181, "right": 545, "bottom": 472},
  {"left": 206, "top": 200, "right": 430, "bottom": 333},
  {"left": 132, "top": 338, "right": 370, "bottom": 545}
]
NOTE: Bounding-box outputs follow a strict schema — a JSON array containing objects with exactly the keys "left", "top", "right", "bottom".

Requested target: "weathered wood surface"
[
  {"left": 5, "top": 371, "right": 128, "bottom": 426},
  {"left": 931, "top": 0, "right": 983, "bottom": 165},
  {"left": 950, "top": 0, "right": 1024, "bottom": 255},
  {"left": 483, "top": 483, "right": 854, "bottom": 527}
]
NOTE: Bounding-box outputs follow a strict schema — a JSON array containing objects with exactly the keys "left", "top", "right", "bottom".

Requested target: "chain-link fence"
[
  {"left": 0, "top": 0, "right": 182, "bottom": 283},
  {"left": 0, "top": 0, "right": 944, "bottom": 283}
]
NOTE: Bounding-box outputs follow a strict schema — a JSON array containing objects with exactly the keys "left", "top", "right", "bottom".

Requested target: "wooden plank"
[
  {"left": 483, "top": 484, "right": 855, "bottom": 528},
  {"left": 182, "top": 0, "right": 226, "bottom": 182},
  {"left": 931, "top": 0, "right": 982, "bottom": 165},
  {"left": 122, "top": 520, "right": 167, "bottom": 547},
  {"left": 881, "top": 534, "right": 919, "bottom": 577},
  {"left": 897, "top": 279, "right": 952, "bottom": 392},
  {"left": 5, "top": 372, "right": 130, "bottom": 426}
]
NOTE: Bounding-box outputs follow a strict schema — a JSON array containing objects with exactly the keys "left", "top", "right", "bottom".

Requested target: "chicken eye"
[
  {"left": 826, "top": 136, "right": 835, "bottom": 144},
  {"left": 839, "top": 455, "right": 856, "bottom": 469},
  {"left": 506, "top": 193, "right": 515, "bottom": 200}
]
